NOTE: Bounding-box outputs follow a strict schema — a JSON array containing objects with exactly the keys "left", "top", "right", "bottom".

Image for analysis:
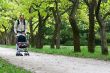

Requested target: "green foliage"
[
  {"left": 0, "top": 0, "right": 110, "bottom": 47},
  {"left": 77, "top": 3, "right": 89, "bottom": 30},
  {"left": 64, "top": 41, "right": 73, "bottom": 46}
]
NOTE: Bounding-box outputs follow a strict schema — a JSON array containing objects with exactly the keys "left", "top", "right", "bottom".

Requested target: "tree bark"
[
  {"left": 35, "top": 23, "right": 44, "bottom": 48},
  {"left": 28, "top": 6, "right": 35, "bottom": 47},
  {"left": 56, "top": 12, "right": 61, "bottom": 49},
  {"left": 52, "top": 0, "right": 61, "bottom": 49},
  {"left": 2, "top": 24, "right": 7, "bottom": 45},
  {"left": 29, "top": 17, "right": 35, "bottom": 47},
  {"left": 35, "top": 11, "right": 49, "bottom": 48},
  {"left": 51, "top": 23, "right": 57, "bottom": 48},
  {"left": 69, "top": 0, "right": 81, "bottom": 52},
  {"left": 100, "top": 25, "right": 108, "bottom": 55},
  {"left": 50, "top": 0, "right": 61, "bottom": 49},
  {"left": 9, "top": 20, "right": 15, "bottom": 45},
  {"left": 69, "top": 17, "right": 80, "bottom": 52},
  {"left": 88, "top": 0, "right": 96, "bottom": 53},
  {"left": 95, "top": 0, "right": 108, "bottom": 55},
  {"left": 36, "top": 11, "right": 43, "bottom": 48}
]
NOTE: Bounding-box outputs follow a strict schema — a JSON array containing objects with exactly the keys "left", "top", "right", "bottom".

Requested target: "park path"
[{"left": 0, "top": 47, "right": 110, "bottom": 73}]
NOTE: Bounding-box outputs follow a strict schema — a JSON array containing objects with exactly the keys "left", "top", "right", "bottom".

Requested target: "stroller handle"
[{"left": 16, "top": 33, "right": 26, "bottom": 36}]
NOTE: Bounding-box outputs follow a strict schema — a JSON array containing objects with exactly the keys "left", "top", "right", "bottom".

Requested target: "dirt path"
[{"left": 0, "top": 47, "right": 110, "bottom": 73}]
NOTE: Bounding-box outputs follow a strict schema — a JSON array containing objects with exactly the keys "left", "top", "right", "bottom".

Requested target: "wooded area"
[{"left": 0, "top": 0, "right": 110, "bottom": 55}]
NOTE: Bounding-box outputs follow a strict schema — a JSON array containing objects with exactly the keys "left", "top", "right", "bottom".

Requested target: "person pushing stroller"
[{"left": 14, "top": 14, "right": 29, "bottom": 56}]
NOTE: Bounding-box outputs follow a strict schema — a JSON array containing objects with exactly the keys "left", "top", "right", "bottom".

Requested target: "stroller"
[{"left": 16, "top": 33, "right": 29, "bottom": 56}]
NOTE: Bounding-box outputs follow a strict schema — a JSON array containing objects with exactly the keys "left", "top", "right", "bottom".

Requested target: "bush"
[
  {"left": 95, "top": 33, "right": 101, "bottom": 45},
  {"left": 80, "top": 37, "right": 87, "bottom": 46},
  {"left": 64, "top": 41, "right": 73, "bottom": 46}
]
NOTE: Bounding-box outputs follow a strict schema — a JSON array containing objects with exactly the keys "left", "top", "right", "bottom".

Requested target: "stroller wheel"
[
  {"left": 20, "top": 53, "right": 23, "bottom": 56},
  {"left": 16, "top": 53, "right": 19, "bottom": 56},
  {"left": 24, "top": 52, "right": 30, "bottom": 56},
  {"left": 16, "top": 52, "right": 23, "bottom": 56}
]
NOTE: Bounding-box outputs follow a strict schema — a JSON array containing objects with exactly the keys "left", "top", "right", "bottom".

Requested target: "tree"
[
  {"left": 35, "top": 11, "right": 49, "bottom": 48},
  {"left": 95, "top": 0, "right": 110, "bottom": 55},
  {"left": 68, "top": 0, "right": 81, "bottom": 52},
  {"left": 84, "top": 0, "right": 96, "bottom": 53},
  {"left": 32, "top": 1, "right": 50, "bottom": 48},
  {"left": 0, "top": 0, "right": 17, "bottom": 45},
  {"left": 50, "top": 0, "right": 62, "bottom": 49}
]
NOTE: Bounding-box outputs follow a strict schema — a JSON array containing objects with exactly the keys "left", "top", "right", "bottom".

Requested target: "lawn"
[
  {"left": 0, "top": 57, "right": 31, "bottom": 73},
  {"left": 0, "top": 45, "right": 110, "bottom": 61}
]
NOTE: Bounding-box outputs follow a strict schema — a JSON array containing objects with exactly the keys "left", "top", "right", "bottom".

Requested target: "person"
[{"left": 14, "top": 14, "right": 27, "bottom": 55}]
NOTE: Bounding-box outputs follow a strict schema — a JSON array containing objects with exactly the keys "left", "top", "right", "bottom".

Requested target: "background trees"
[{"left": 0, "top": 0, "right": 110, "bottom": 55}]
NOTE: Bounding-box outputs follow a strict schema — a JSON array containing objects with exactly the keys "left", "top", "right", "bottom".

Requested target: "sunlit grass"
[
  {"left": 0, "top": 57, "right": 31, "bottom": 73},
  {"left": 30, "top": 46, "right": 110, "bottom": 61}
]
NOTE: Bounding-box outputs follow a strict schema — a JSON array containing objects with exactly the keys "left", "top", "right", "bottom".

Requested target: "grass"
[
  {"left": 0, "top": 45, "right": 110, "bottom": 61},
  {"left": 30, "top": 46, "right": 110, "bottom": 61},
  {"left": 0, "top": 57, "right": 31, "bottom": 73}
]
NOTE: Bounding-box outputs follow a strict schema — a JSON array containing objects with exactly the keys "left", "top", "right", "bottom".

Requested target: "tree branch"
[
  {"left": 84, "top": 0, "right": 89, "bottom": 7},
  {"left": 15, "top": 0, "right": 20, "bottom": 5},
  {"left": 33, "top": 24, "right": 39, "bottom": 32},
  {"left": 32, "top": 20, "right": 38, "bottom": 25},
  {"left": 32, "top": 1, "right": 44, "bottom": 11},
  {"left": 95, "top": 0, "right": 102, "bottom": 27},
  {"left": 69, "top": 0, "right": 78, "bottom": 16},
  {"left": 103, "top": 12, "right": 110, "bottom": 20},
  {"left": 2, "top": 24, "right": 7, "bottom": 32},
  {"left": 60, "top": 6, "right": 72, "bottom": 16},
  {"left": 43, "top": 14, "right": 50, "bottom": 23}
]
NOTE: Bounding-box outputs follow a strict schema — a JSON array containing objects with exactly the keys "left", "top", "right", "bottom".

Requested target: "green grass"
[
  {"left": 0, "top": 45, "right": 110, "bottom": 61},
  {"left": 0, "top": 57, "right": 31, "bottom": 73},
  {"left": 30, "top": 46, "right": 110, "bottom": 61}
]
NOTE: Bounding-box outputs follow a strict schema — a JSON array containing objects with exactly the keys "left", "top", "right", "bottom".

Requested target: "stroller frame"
[{"left": 16, "top": 33, "right": 29, "bottom": 56}]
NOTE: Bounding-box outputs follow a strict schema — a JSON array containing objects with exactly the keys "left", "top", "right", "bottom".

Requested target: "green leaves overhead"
[{"left": 0, "top": 0, "right": 110, "bottom": 33}]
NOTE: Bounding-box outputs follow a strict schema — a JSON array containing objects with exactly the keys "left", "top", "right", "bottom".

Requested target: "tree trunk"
[
  {"left": 95, "top": 0, "right": 108, "bottom": 55},
  {"left": 69, "top": 0, "right": 81, "bottom": 52},
  {"left": 51, "top": 0, "right": 61, "bottom": 49},
  {"left": 2, "top": 24, "right": 7, "bottom": 45},
  {"left": 100, "top": 25, "right": 108, "bottom": 55},
  {"left": 35, "top": 11, "right": 49, "bottom": 48},
  {"left": 51, "top": 32, "right": 55, "bottom": 48},
  {"left": 51, "top": 8, "right": 57, "bottom": 48},
  {"left": 96, "top": 15, "right": 108, "bottom": 55},
  {"left": 10, "top": 20, "right": 16, "bottom": 45},
  {"left": 36, "top": 11, "right": 43, "bottom": 48},
  {"left": 55, "top": 13, "right": 61, "bottom": 49},
  {"left": 69, "top": 16, "right": 81, "bottom": 52},
  {"left": 29, "top": 17, "right": 35, "bottom": 47},
  {"left": 51, "top": 19, "right": 61, "bottom": 49},
  {"left": 36, "top": 23, "right": 44, "bottom": 48},
  {"left": 51, "top": 23, "right": 57, "bottom": 48},
  {"left": 28, "top": 6, "right": 35, "bottom": 47},
  {"left": 88, "top": 0, "right": 96, "bottom": 53}
]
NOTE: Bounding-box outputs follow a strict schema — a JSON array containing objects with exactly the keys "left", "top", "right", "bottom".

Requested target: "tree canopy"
[{"left": 0, "top": 0, "right": 110, "bottom": 55}]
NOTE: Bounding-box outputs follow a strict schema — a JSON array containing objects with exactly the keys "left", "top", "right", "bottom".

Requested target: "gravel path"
[{"left": 0, "top": 47, "right": 110, "bottom": 73}]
